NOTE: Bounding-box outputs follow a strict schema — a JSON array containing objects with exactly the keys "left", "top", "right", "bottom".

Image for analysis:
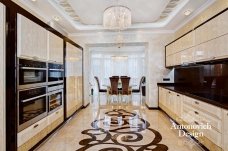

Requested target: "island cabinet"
[
  {"left": 166, "top": 9, "right": 228, "bottom": 67},
  {"left": 158, "top": 86, "right": 225, "bottom": 151},
  {"left": 17, "top": 14, "right": 48, "bottom": 61},
  {"left": 48, "top": 32, "right": 64, "bottom": 63}
]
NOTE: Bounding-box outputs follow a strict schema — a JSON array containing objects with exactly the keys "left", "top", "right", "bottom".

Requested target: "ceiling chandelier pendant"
[{"left": 103, "top": 5, "right": 132, "bottom": 30}]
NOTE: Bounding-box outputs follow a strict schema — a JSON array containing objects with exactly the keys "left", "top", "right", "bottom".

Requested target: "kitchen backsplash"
[{"left": 174, "top": 63, "right": 228, "bottom": 90}]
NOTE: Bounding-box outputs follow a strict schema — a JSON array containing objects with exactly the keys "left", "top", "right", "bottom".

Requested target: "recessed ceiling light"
[
  {"left": 31, "top": 0, "right": 37, "bottom": 2},
  {"left": 53, "top": 16, "right": 61, "bottom": 22},
  {"left": 184, "top": 10, "right": 192, "bottom": 16}
]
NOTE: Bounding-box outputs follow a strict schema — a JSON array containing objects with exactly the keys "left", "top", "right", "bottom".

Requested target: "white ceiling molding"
[
  {"left": 174, "top": 0, "right": 216, "bottom": 32},
  {"left": 48, "top": 0, "right": 190, "bottom": 31},
  {"left": 15, "top": 0, "right": 215, "bottom": 34},
  {"left": 68, "top": 29, "right": 175, "bottom": 37}
]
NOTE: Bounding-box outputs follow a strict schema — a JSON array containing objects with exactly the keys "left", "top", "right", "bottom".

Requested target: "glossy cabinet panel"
[
  {"left": 195, "top": 10, "right": 228, "bottom": 45},
  {"left": 0, "top": 3, "right": 5, "bottom": 151},
  {"left": 159, "top": 87, "right": 225, "bottom": 149},
  {"left": 180, "top": 47, "right": 195, "bottom": 64},
  {"left": 48, "top": 32, "right": 63, "bottom": 63},
  {"left": 222, "top": 109, "right": 228, "bottom": 151},
  {"left": 17, "top": 14, "right": 48, "bottom": 61},
  {"left": 66, "top": 43, "right": 83, "bottom": 118},
  {"left": 166, "top": 10, "right": 228, "bottom": 67},
  {"left": 17, "top": 117, "right": 47, "bottom": 147}
]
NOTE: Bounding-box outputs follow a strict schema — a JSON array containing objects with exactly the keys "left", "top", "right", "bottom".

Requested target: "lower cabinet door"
[
  {"left": 223, "top": 109, "right": 228, "bottom": 151},
  {"left": 17, "top": 117, "right": 48, "bottom": 147}
]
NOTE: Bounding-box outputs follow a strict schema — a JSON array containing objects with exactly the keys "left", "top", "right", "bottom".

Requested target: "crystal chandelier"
[{"left": 103, "top": 5, "right": 132, "bottom": 30}]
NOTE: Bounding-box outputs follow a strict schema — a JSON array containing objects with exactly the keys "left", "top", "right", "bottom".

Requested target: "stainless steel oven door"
[
  {"left": 18, "top": 86, "right": 48, "bottom": 132},
  {"left": 48, "top": 89, "right": 63, "bottom": 114},
  {"left": 18, "top": 59, "right": 47, "bottom": 90},
  {"left": 48, "top": 69, "right": 64, "bottom": 85}
]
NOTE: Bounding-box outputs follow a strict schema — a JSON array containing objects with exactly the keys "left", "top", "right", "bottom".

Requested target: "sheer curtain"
[{"left": 90, "top": 54, "right": 145, "bottom": 89}]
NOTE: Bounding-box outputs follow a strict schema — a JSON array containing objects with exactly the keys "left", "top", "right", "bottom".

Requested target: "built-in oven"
[
  {"left": 48, "top": 84, "right": 63, "bottom": 114},
  {"left": 48, "top": 63, "right": 64, "bottom": 85},
  {"left": 18, "top": 59, "right": 47, "bottom": 90},
  {"left": 18, "top": 86, "right": 48, "bottom": 132}
]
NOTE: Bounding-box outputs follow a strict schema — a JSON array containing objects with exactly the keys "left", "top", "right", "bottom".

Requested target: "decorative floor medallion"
[{"left": 76, "top": 109, "right": 168, "bottom": 151}]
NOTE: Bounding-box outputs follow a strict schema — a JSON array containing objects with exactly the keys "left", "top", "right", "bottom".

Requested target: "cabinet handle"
[
  {"left": 194, "top": 101, "right": 199, "bottom": 105},
  {"left": 194, "top": 111, "right": 199, "bottom": 115},
  {"left": 169, "top": 91, "right": 171, "bottom": 94},
  {"left": 194, "top": 121, "right": 199, "bottom": 125},
  {"left": 33, "top": 124, "right": 39, "bottom": 129},
  {"left": 177, "top": 94, "right": 180, "bottom": 97},
  {"left": 56, "top": 111, "right": 59, "bottom": 114}
]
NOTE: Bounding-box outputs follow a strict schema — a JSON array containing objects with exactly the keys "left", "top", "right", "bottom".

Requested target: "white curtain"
[{"left": 90, "top": 55, "right": 145, "bottom": 89}]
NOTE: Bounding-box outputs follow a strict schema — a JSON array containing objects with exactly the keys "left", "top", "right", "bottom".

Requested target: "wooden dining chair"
[
  {"left": 120, "top": 77, "right": 132, "bottom": 104},
  {"left": 94, "top": 76, "right": 107, "bottom": 105},
  {"left": 108, "top": 77, "right": 119, "bottom": 104},
  {"left": 132, "top": 76, "right": 145, "bottom": 104}
]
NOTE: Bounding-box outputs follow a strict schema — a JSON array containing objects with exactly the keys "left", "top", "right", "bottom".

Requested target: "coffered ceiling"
[{"left": 13, "top": 0, "right": 216, "bottom": 34}]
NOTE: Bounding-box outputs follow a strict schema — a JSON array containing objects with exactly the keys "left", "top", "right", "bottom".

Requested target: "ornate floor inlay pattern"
[
  {"left": 37, "top": 104, "right": 205, "bottom": 151},
  {"left": 76, "top": 109, "right": 168, "bottom": 151}
]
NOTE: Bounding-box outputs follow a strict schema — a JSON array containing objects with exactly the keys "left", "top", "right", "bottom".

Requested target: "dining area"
[{"left": 94, "top": 76, "right": 145, "bottom": 106}]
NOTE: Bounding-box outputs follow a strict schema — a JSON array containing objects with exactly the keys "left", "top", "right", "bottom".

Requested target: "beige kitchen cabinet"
[
  {"left": 48, "top": 32, "right": 63, "bottom": 63},
  {"left": 173, "top": 52, "right": 181, "bottom": 66},
  {"left": 158, "top": 87, "right": 166, "bottom": 108},
  {"left": 159, "top": 87, "right": 224, "bottom": 150},
  {"left": 17, "top": 14, "right": 48, "bottom": 61},
  {"left": 180, "top": 47, "right": 195, "bottom": 64},
  {"left": 47, "top": 107, "right": 64, "bottom": 133},
  {"left": 166, "top": 55, "right": 174, "bottom": 67},
  {"left": 17, "top": 117, "right": 48, "bottom": 148},
  {"left": 159, "top": 87, "right": 183, "bottom": 120},
  {"left": 0, "top": 3, "right": 5, "bottom": 151},
  {"left": 195, "top": 10, "right": 228, "bottom": 45},
  {"left": 66, "top": 42, "right": 83, "bottom": 117},
  {"left": 222, "top": 109, "right": 228, "bottom": 151},
  {"left": 194, "top": 40, "right": 215, "bottom": 62},
  {"left": 214, "top": 34, "right": 228, "bottom": 60},
  {"left": 194, "top": 33, "right": 228, "bottom": 63},
  {"left": 166, "top": 44, "right": 173, "bottom": 57}
]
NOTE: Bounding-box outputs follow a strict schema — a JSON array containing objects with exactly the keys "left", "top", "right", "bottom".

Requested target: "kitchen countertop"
[{"left": 157, "top": 83, "right": 228, "bottom": 110}]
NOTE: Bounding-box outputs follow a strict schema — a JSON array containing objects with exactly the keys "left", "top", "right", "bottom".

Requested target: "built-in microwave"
[
  {"left": 48, "top": 63, "right": 64, "bottom": 85},
  {"left": 18, "top": 86, "right": 48, "bottom": 132},
  {"left": 18, "top": 59, "right": 47, "bottom": 90}
]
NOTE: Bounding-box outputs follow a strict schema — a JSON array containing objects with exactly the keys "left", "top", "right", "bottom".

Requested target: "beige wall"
[
  {"left": 70, "top": 33, "right": 173, "bottom": 108},
  {"left": 0, "top": 3, "right": 5, "bottom": 151},
  {"left": 174, "top": 0, "right": 228, "bottom": 40}
]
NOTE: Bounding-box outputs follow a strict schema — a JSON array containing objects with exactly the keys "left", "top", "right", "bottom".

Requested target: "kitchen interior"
[{"left": 0, "top": 0, "right": 228, "bottom": 151}]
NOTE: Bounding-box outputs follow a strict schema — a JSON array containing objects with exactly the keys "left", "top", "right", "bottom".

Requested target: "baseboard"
[
  {"left": 145, "top": 103, "right": 160, "bottom": 110},
  {"left": 83, "top": 103, "right": 90, "bottom": 108}
]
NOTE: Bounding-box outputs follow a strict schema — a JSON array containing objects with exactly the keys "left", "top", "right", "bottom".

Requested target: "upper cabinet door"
[
  {"left": 17, "top": 14, "right": 48, "bottom": 61},
  {"left": 48, "top": 32, "right": 63, "bottom": 63},
  {"left": 195, "top": 11, "right": 228, "bottom": 45}
]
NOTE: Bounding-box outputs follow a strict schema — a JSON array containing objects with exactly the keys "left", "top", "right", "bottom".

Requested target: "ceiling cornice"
[{"left": 174, "top": 0, "right": 216, "bottom": 32}]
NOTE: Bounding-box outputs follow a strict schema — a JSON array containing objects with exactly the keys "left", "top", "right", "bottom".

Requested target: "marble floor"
[{"left": 36, "top": 100, "right": 205, "bottom": 151}]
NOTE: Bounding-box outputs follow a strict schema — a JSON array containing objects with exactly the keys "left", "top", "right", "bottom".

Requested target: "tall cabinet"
[
  {"left": 66, "top": 42, "right": 83, "bottom": 118},
  {"left": 0, "top": 3, "right": 5, "bottom": 151}
]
